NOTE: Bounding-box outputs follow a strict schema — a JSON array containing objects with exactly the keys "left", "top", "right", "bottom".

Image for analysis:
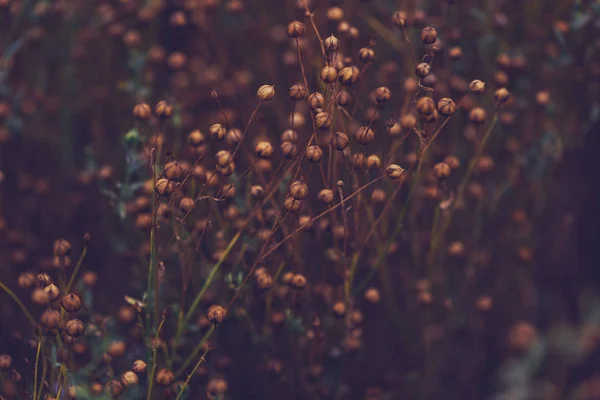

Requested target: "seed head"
[
  {"left": 155, "top": 178, "right": 175, "bottom": 196},
  {"left": 280, "top": 141, "right": 298, "bottom": 159},
  {"left": 469, "top": 79, "right": 486, "bottom": 94},
  {"left": 374, "top": 87, "right": 391, "bottom": 103},
  {"left": 105, "top": 380, "right": 124, "bottom": 398},
  {"left": 287, "top": 21, "right": 305, "bottom": 38},
  {"left": 288, "top": 83, "right": 306, "bottom": 101},
  {"left": 257, "top": 85, "right": 276, "bottom": 101},
  {"left": 494, "top": 87, "right": 511, "bottom": 104},
  {"left": 318, "top": 189, "right": 334, "bottom": 204},
  {"left": 415, "top": 62, "right": 431, "bottom": 78},
  {"left": 366, "top": 155, "right": 381, "bottom": 169},
  {"left": 179, "top": 197, "right": 195, "bottom": 213},
  {"left": 121, "top": 371, "right": 139, "bottom": 387},
  {"left": 216, "top": 162, "right": 235, "bottom": 176},
  {"left": 315, "top": 111, "right": 333, "bottom": 130},
  {"left": 283, "top": 196, "right": 302, "bottom": 213},
  {"left": 132, "top": 360, "right": 147, "bottom": 374},
  {"left": 289, "top": 181, "right": 308, "bottom": 200},
  {"left": 61, "top": 293, "right": 82, "bottom": 313},
  {"left": 226, "top": 128, "right": 242, "bottom": 146},
  {"left": 358, "top": 47, "right": 375, "bottom": 63},
  {"left": 188, "top": 129, "right": 205, "bottom": 147},
  {"left": 154, "top": 100, "right": 173, "bottom": 119},
  {"left": 355, "top": 126, "right": 375, "bottom": 145},
  {"left": 133, "top": 103, "right": 151, "bottom": 120},
  {"left": 290, "top": 274, "right": 307, "bottom": 289},
  {"left": 386, "top": 164, "right": 405, "bottom": 179},
  {"left": 250, "top": 185, "right": 264, "bottom": 200},
  {"left": 281, "top": 129, "right": 298, "bottom": 143},
  {"left": 420, "top": 26, "right": 437, "bottom": 44},
  {"left": 44, "top": 283, "right": 60, "bottom": 301},
  {"left": 330, "top": 132, "right": 349, "bottom": 150},
  {"left": 306, "top": 146, "right": 323, "bottom": 162},
  {"left": 0, "top": 354, "right": 12, "bottom": 370},
  {"left": 209, "top": 123, "right": 226, "bottom": 140},
  {"left": 66, "top": 319, "right": 85, "bottom": 337},
  {"left": 308, "top": 93, "right": 325, "bottom": 110},
  {"left": 163, "top": 161, "right": 184, "bottom": 181},
  {"left": 338, "top": 66, "right": 360, "bottom": 85},
  {"left": 324, "top": 35, "right": 340, "bottom": 52},
  {"left": 215, "top": 150, "right": 233, "bottom": 167},
  {"left": 469, "top": 107, "right": 487, "bottom": 124},
  {"left": 53, "top": 239, "right": 71, "bottom": 256},
  {"left": 255, "top": 141, "right": 273, "bottom": 159},
  {"left": 41, "top": 309, "right": 61, "bottom": 329},
  {"left": 437, "top": 98, "right": 456, "bottom": 116},
  {"left": 207, "top": 304, "right": 226, "bottom": 324},
  {"left": 433, "top": 162, "right": 451, "bottom": 180},
  {"left": 320, "top": 66, "right": 338, "bottom": 84},
  {"left": 416, "top": 97, "right": 435, "bottom": 115}
]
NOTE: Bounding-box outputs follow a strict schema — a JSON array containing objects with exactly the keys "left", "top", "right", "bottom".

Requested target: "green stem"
[
  {"left": 33, "top": 336, "right": 42, "bottom": 400},
  {"left": 174, "top": 325, "right": 216, "bottom": 378},
  {"left": 0, "top": 280, "right": 37, "bottom": 328},
  {"left": 147, "top": 317, "right": 166, "bottom": 400},
  {"left": 65, "top": 244, "right": 88, "bottom": 293},
  {"left": 171, "top": 230, "right": 241, "bottom": 364},
  {"left": 174, "top": 331, "right": 214, "bottom": 400}
]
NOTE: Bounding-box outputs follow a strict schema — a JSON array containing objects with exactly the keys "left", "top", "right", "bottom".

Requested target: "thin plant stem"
[
  {"left": 33, "top": 336, "right": 42, "bottom": 400},
  {"left": 147, "top": 316, "right": 166, "bottom": 400},
  {"left": 65, "top": 244, "right": 88, "bottom": 293},
  {"left": 174, "top": 324, "right": 216, "bottom": 379},
  {"left": 174, "top": 334, "right": 213, "bottom": 400},
  {"left": 0, "top": 280, "right": 37, "bottom": 328},
  {"left": 172, "top": 230, "right": 242, "bottom": 353}
]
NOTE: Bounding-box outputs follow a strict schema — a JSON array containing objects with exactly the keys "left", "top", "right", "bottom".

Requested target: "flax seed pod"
[
  {"left": 257, "top": 85, "right": 276, "bottom": 101},
  {"left": 315, "top": 111, "right": 333, "bottom": 130},
  {"left": 324, "top": 35, "right": 340, "bottom": 52},
  {"left": 386, "top": 164, "right": 404, "bottom": 179},
  {"left": 420, "top": 27, "right": 437, "bottom": 44},
  {"left": 331, "top": 132, "right": 349, "bottom": 150},
  {"left": 289, "top": 83, "right": 306, "bottom": 101},
  {"left": 163, "top": 161, "right": 184, "bottom": 181},
  {"left": 283, "top": 196, "right": 302, "bottom": 213},
  {"left": 133, "top": 103, "right": 151, "bottom": 120},
  {"left": 437, "top": 98, "right": 456, "bottom": 116},
  {"left": 374, "top": 87, "right": 391, "bottom": 104},
  {"left": 281, "top": 129, "right": 298, "bottom": 143},
  {"left": 207, "top": 305, "right": 226, "bottom": 324},
  {"left": 318, "top": 189, "right": 334, "bottom": 204},
  {"left": 306, "top": 146, "right": 323, "bottom": 162},
  {"left": 415, "top": 62, "right": 431, "bottom": 78},
  {"left": 355, "top": 126, "right": 375, "bottom": 145},
  {"left": 308, "top": 93, "right": 325, "bottom": 110},
  {"left": 281, "top": 141, "right": 298, "bottom": 159},
  {"left": 216, "top": 150, "right": 233, "bottom": 167},
  {"left": 289, "top": 181, "right": 308, "bottom": 200},
  {"left": 209, "top": 123, "right": 226, "bottom": 140},
  {"left": 469, "top": 107, "right": 487, "bottom": 124},
  {"left": 359, "top": 47, "right": 375, "bottom": 63},
  {"left": 287, "top": 21, "right": 305, "bottom": 38},
  {"left": 155, "top": 100, "right": 173, "bottom": 119},
  {"left": 416, "top": 97, "right": 435, "bottom": 115},
  {"left": 320, "top": 66, "right": 338, "bottom": 84},
  {"left": 338, "top": 66, "right": 360, "bottom": 85},
  {"left": 255, "top": 141, "right": 273, "bottom": 159},
  {"left": 469, "top": 79, "right": 485, "bottom": 94},
  {"left": 226, "top": 128, "right": 242, "bottom": 146},
  {"left": 188, "top": 129, "right": 205, "bottom": 147}
]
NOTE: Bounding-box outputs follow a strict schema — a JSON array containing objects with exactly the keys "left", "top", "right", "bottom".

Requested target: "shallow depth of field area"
[{"left": 0, "top": 0, "right": 599, "bottom": 399}]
